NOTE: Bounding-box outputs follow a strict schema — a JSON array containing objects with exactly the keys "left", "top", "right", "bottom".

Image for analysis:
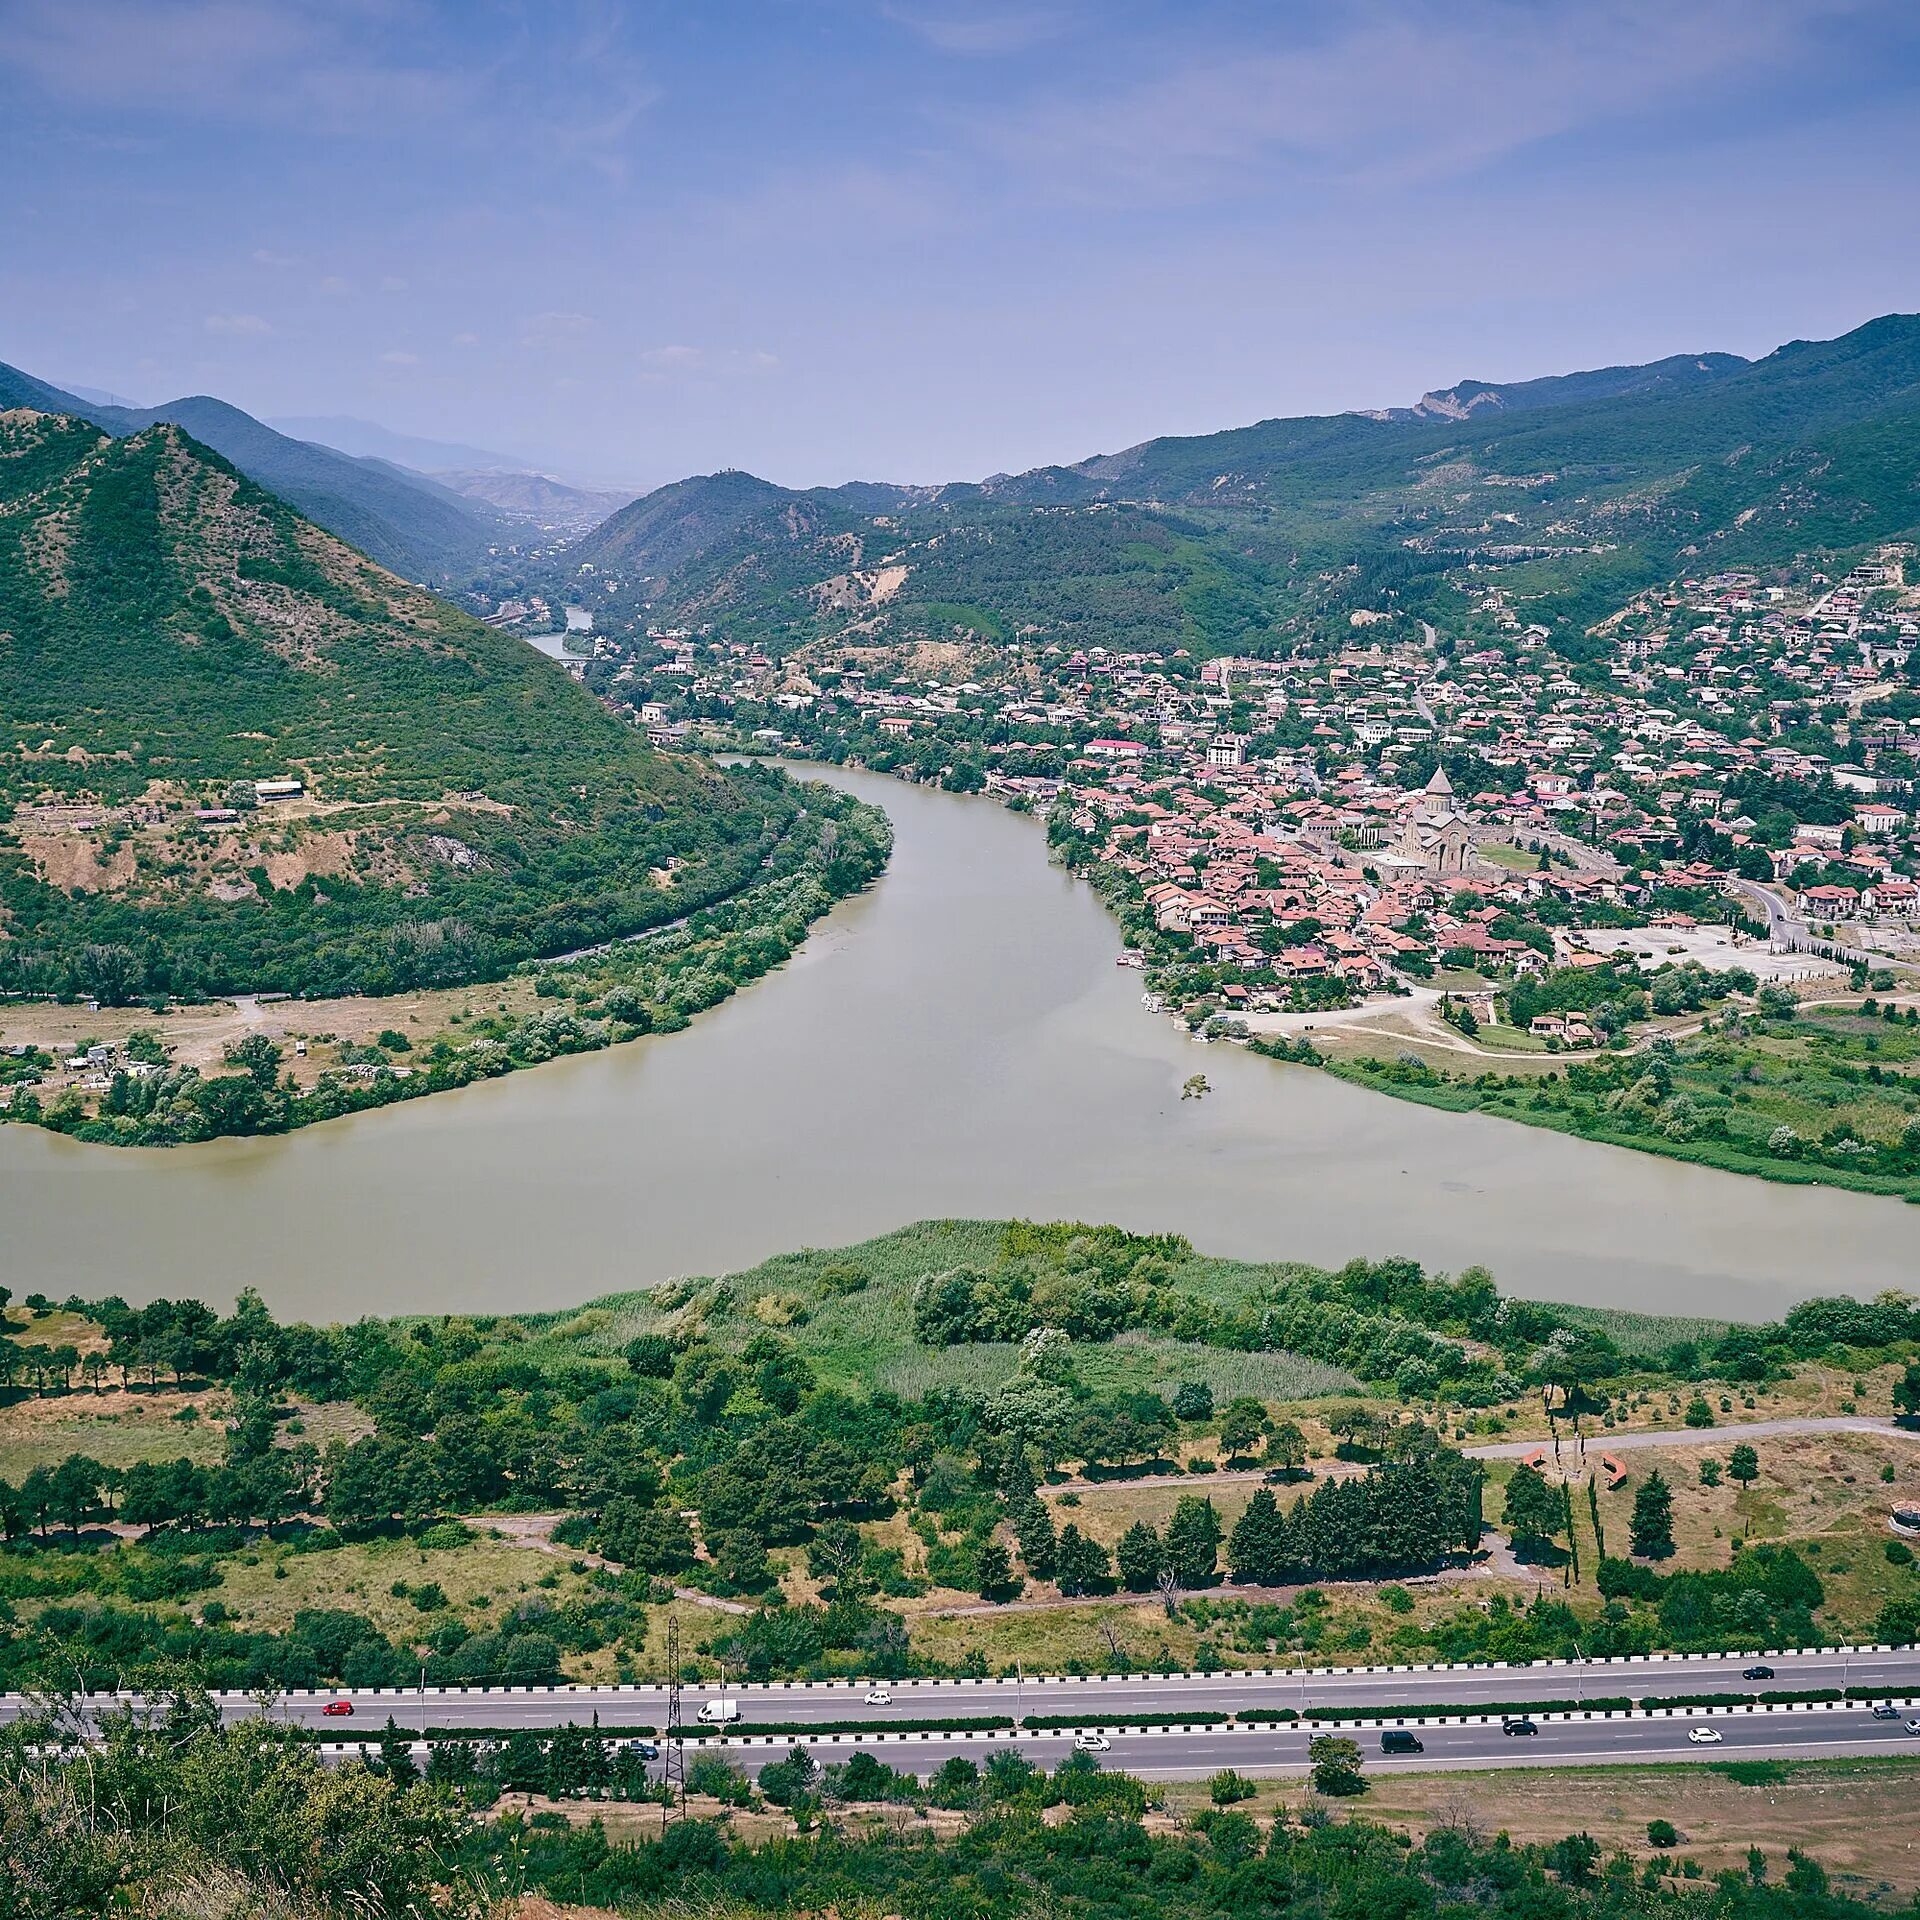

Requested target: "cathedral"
[{"left": 1385, "top": 764, "right": 1476, "bottom": 874}]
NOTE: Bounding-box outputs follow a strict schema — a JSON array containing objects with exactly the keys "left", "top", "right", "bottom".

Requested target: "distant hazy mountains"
[
  {"left": 0, "top": 362, "right": 510, "bottom": 581},
  {"left": 270, "top": 414, "right": 636, "bottom": 536},
  {"left": 0, "top": 367, "right": 637, "bottom": 577},
  {"left": 571, "top": 313, "right": 1920, "bottom": 658}
]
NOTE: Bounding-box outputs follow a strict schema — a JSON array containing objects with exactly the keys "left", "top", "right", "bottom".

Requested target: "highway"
[
  {"left": 264, "top": 1705, "right": 1920, "bottom": 1785},
  {"left": 15, "top": 1644, "right": 1919, "bottom": 1738},
  {"left": 704, "top": 1705, "right": 1920, "bottom": 1782}
]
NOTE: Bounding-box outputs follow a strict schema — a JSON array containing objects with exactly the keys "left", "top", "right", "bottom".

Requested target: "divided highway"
[{"left": 12, "top": 1645, "right": 1918, "bottom": 1738}]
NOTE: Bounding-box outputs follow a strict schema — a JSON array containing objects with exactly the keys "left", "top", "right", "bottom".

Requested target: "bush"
[
  {"left": 1647, "top": 1820, "right": 1679, "bottom": 1848},
  {"left": 1885, "top": 1540, "right": 1914, "bottom": 1567},
  {"left": 1210, "top": 1768, "right": 1257, "bottom": 1805}
]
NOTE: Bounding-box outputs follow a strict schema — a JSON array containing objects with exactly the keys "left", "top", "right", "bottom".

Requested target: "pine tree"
[
  {"left": 1630, "top": 1469, "right": 1675, "bottom": 1559},
  {"left": 1165, "top": 1495, "right": 1222, "bottom": 1588},
  {"left": 975, "top": 1540, "right": 1017, "bottom": 1601},
  {"left": 376, "top": 1715, "right": 418, "bottom": 1788},
  {"left": 1227, "top": 1487, "right": 1290, "bottom": 1587},
  {"left": 1115, "top": 1521, "right": 1165, "bottom": 1592},
  {"left": 1054, "top": 1523, "right": 1111, "bottom": 1596},
  {"left": 497, "top": 1726, "right": 549, "bottom": 1797},
  {"left": 1011, "top": 1495, "right": 1057, "bottom": 1579}
]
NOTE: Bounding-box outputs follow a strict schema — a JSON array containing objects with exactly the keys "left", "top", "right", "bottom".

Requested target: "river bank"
[
  {"left": 0, "top": 778, "right": 890, "bottom": 1147},
  {"left": 1, "top": 764, "right": 1916, "bottom": 1322}
]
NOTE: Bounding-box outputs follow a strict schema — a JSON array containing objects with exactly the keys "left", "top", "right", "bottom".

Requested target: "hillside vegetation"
[
  {"left": 569, "top": 314, "right": 1920, "bottom": 661},
  {"left": 0, "top": 360, "right": 509, "bottom": 581},
  {"left": 0, "top": 409, "right": 835, "bottom": 1003}
]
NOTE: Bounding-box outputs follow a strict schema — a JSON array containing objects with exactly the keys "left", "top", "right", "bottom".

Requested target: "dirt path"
[
  {"left": 1045, "top": 1416, "right": 1914, "bottom": 1498},
  {"left": 458, "top": 1512, "right": 753, "bottom": 1615}
]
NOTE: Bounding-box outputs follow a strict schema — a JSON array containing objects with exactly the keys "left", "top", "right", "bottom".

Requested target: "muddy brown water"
[{"left": 0, "top": 764, "right": 1907, "bottom": 1321}]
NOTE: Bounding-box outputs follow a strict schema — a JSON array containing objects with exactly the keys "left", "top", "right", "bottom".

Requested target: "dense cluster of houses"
[{"left": 608, "top": 546, "right": 1920, "bottom": 1000}]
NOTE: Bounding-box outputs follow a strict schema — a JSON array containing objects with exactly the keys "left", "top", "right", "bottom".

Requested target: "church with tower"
[{"left": 1384, "top": 764, "right": 1476, "bottom": 875}]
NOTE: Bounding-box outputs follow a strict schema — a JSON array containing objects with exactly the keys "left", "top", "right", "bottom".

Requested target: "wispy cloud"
[
  {"left": 379, "top": 348, "right": 419, "bottom": 366},
  {"left": 0, "top": 0, "right": 473, "bottom": 132},
  {"left": 880, "top": 2, "right": 1081, "bottom": 55},
  {"left": 957, "top": 0, "right": 1882, "bottom": 199},
  {"left": 521, "top": 310, "right": 597, "bottom": 350},
  {"left": 204, "top": 310, "right": 271, "bottom": 335}
]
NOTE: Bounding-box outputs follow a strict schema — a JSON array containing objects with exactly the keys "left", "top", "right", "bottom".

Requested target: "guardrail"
[{"left": 13, "top": 1643, "right": 1911, "bottom": 1712}]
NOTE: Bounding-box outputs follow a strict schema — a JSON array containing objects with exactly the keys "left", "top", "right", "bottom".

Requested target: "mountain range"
[
  {"left": 568, "top": 313, "right": 1920, "bottom": 662},
  {"left": 0, "top": 364, "right": 516, "bottom": 582},
  {"left": 268, "top": 415, "right": 637, "bottom": 535}
]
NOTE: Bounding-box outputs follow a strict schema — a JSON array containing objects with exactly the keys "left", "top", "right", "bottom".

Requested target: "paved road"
[
  {"left": 321, "top": 1707, "right": 1920, "bottom": 1783},
  {"left": 18, "top": 1646, "right": 1918, "bottom": 1738},
  {"left": 715, "top": 1705, "right": 1920, "bottom": 1782}
]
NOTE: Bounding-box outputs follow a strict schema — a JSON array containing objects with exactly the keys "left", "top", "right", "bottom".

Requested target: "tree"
[
  {"left": 1699, "top": 1457, "right": 1722, "bottom": 1487},
  {"left": 49, "top": 1453, "right": 105, "bottom": 1535},
  {"left": 1264, "top": 1420, "right": 1309, "bottom": 1478},
  {"left": 1727, "top": 1443, "right": 1760, "bottom": 1486},
  {"left": 1226, "top": 1487, "right": 1290, "bottom": 1588},
  {"left": 1011, "top": 1496, "right": 1057, "bottom": 1580},
  {"left": 1217, "top": 1398, "right": 1268, "bottom": 1462},
  {"left": 1054, "top": 1524, "right": 1110, "bottom": 1597},
  {"left": 376, "top": 1716, "right": 418, "bottom": 1789},
  {"left": 1307, "top": 1734, "right": 1364, "bottom": 1796},
  {"left": 1172, "top": 1380, "right": 1213, "bottom": 1422},
  {"left": 1894, "top": 1360, "right": 1920, "bottom": 1422},
  {"left": 1115, "top": 1521, "right": 1164, "bottom": 1593},
  {"left": 1501, "top": 1463, "right": 1564, "bottom": 1558},
  {"left": 1630, "top": 1469, "right": 1675, "bottom": 1560},
  {"left": 974, "top": 1540, "right": 1019, "bottom": 1602},
  {"left": 1164, "top": 1495, "right": 1222, "bottom": 1588}
]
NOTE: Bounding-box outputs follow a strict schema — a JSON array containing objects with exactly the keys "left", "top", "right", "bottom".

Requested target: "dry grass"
[
  {"left": 208, "top": 1530, "right": 620, "bottom": 1664},
  {"left": 0, "top": 1381, "right": 228, "bottom": 1479},
  {"left": 1308, "top": 1760, "right": 1920, "bottom": 1902}
]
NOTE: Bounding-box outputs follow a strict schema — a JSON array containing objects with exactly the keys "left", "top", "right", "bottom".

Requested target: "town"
[{"left": 573, "top": 547, "right": 1920, "bottom": 1060}]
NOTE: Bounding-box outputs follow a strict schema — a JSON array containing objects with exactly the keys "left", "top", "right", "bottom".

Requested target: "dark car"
[
  {"left": 1380, "top": 1730, "right": 1423, "bottom": 1753},
  {"left": 1872, "top": 1703, "right": 1899, "bottom": 1720},
  {"left": 1742, "top": 1665, "right": 1775, "bottom": 1680},
  {"left": 1501, "top": 1717, "right": 1539, "bottom": 1736}
]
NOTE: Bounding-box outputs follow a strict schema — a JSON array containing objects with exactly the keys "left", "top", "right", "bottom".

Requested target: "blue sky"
[{"left": 4, "top": 0, "right": 1919, "bottom": 489}]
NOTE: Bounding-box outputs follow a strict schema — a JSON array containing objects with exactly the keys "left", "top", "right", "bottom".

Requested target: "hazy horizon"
[{"left": 5, "top": 0, "right": 1919, "bottom": 492}]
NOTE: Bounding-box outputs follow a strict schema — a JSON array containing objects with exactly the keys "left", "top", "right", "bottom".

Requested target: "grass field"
[
  {"left": 1169, "top": 1758, "right": 1920, "bottom": 1902},
  {"left": 1331, "top": 1003, "right": 1920, "bottom": 1200}
]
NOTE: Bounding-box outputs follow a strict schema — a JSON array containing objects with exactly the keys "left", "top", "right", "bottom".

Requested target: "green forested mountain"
[
  {"left": 0, "top": 362, "right": 508, "bottom": 582},
  {"left": 0, "top": 409, "right": 807, "bottom": 1001},
  {"left": 577, "top": 314, "right": 1920, "bottom": 658}
]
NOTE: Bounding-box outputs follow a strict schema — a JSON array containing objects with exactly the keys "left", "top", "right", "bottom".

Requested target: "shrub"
[{"left": 1648, "top": 1820, "right": 1680, "bottom": 1849}]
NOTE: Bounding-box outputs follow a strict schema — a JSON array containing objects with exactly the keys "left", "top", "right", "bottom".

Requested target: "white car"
[
  {"left": 1074, "top": 1732, "right": 1112, "bottom": 1753},
  {"left": 1906, "top": 1718, "right": 1920, "bottom": 1736},
  {"left": 1687, "top": 1726, "right": 1724, "bottom": 1745},
  {"left": 863, "top": 1688, "right": 893, "bottom": 1707}
]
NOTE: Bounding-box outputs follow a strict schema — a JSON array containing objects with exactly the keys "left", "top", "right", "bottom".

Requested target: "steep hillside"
[
  {"left": 578, "top": 315, "right": 1920, "bottom": 661},
  {"left": 0, "top": 409, "right": 807, "bottom": 1002},
  {"left": 0, "top": 364, "right": 505, "bottom": 582},
  {"left": 569, "top": 468, "right": 817, "bottom": 578}
]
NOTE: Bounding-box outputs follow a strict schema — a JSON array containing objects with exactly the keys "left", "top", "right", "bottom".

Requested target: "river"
[{"left": 1, "top": 764, "right": 1908, "bottom": 1322}]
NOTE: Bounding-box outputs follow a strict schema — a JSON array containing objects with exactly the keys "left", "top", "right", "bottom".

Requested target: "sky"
[{"left": 4, "top": 0, "right": 1920, "bottom": 492}]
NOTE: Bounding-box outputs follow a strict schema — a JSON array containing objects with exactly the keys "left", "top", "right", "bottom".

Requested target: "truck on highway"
[{"left": 696, "top": 1698, "right": 742, "bottom": 1726}]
